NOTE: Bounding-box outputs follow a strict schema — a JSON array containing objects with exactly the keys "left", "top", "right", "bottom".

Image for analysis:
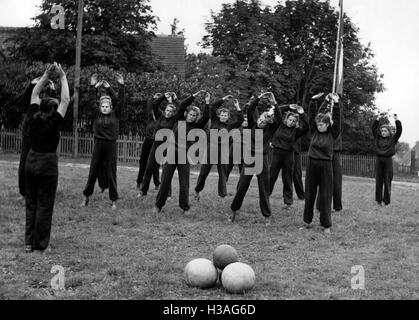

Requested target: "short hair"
[
  {"left": 217, "top": 107, "right": 230, "bottom": 118},
  {"left": 185, "top": 105, "right": 201, "bottom": 121},
  {"left": 315, "top": 112, "right": 332, "bottom": 126},
  {"left": 165, "top": 103, "right": 176, "bottom": 111},
  {"left": 284, "top": 111, "right": 299, "bottom": 122},
  {"left": 380, "top": 124, "right": 393, "bottom": 136},
  {"left": 99, "top": 95, "right": 112, "bottom": 108},
  {"left": 40, "top": 97, "right": 59, "bottom": 113}
]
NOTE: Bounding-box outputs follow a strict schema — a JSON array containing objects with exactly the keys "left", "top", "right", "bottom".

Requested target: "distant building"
[
  {"left": 151, "top": 34, "right": 186, "bottom": 75},
  {"left": 0, "top": 26, "right": 186, "bottom": 74}
]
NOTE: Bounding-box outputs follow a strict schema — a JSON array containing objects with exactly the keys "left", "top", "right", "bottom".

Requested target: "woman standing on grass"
[
  {"left": 81, "top": 73, "right": 125, "bottom": 210},
  {"left": 302, "top": 93, "right": 341, "bottom": 234},
  {"left": 18, "top": 76, "right": 56, "bottom": 200},
  {"left": 230, "top": 92, "right": 281, "bottom": 226},
  {"left": 372, "top": 113, "right": 402, "bottom": 207},
  {"left": 269, "top": 104, "right": 308, "bottom": 210},
  {"left": 153, "top": 90, "right": 209, "bottom": 214},
  {"left": 24, "top": 63, "right": 70, "bottom": 253}
]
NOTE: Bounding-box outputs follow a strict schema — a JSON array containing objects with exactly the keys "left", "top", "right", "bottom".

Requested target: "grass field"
[{"left": 0, "top": 154, "right": 418, "bottom": 300}]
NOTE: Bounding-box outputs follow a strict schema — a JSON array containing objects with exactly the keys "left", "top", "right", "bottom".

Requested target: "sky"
[{"left": 0, "top": 0, "right": 418, "bottom": 147}]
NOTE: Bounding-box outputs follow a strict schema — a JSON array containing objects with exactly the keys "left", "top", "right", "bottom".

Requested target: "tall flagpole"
[
  {"left": 332, "top": 0, "right": 343, "bottom": 94},
  {"left": 331, "top": 0, "right": 343, "bottom": 113},
  {"left": 73, "top": 0, "right": 84, "bottom": 157}
]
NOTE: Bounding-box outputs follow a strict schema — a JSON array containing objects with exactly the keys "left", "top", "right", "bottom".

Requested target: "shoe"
[
  {"left": 136, "top": 192, "right": 147, "bottom": 198},
  {"left": 153, "top": 206, "right": 162, "bottom": 214},
  {"left": 264, "top": 216, "right": 271, "bottom": 226},
  {"left": 17, "top": 195, "right": 25, "bottom": 201},
  {"left": 334, "top": 208, "right": 342, "bottom": 212},
  {"left": 323, "top": 227, "right": 331, "bottom": 234},
  {"left": 25, "top": 245, "right": 33, "bottom": 253},
  {"left": 167, "top": 196, "right": 172, "bottom": 201},
  {"left": 229, "top": 210, "right": 238, "bottom": 223},
  {"left": 111, "top": 201, "right": 117, "bottom": 210},
  {"left": 194, "top": 192, "right": 200, "bottom": 201},
  {"left": 80, "top": 197, "right": 89, "bottom": 207},
  {"left": 300, "top": 222, "right": 313, "bottom": 230},
  {"left": 284, "top": 204, "right": 292, "bottom": 210},
  {"left": 376, "top": 201, "right": 383, "bottom": 207},
  {"left": 183, "top": 210, "right": 193, "bottom": 216}
]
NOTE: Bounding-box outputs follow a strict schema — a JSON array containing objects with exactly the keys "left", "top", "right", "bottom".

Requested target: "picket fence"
[{"left": 0, "top": 128, "right": 414, "bottom": 177}]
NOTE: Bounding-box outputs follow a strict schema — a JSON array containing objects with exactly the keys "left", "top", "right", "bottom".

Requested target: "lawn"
[{"left": 0, "top": 154, "right": 418, "bottom": 300}]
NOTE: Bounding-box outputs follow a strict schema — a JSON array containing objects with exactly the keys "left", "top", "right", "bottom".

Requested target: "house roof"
[
  {"left": 0, "top": 27, "right": 186, "bottom": 74},
  {"left": 151, "top": 34, "right": 185, "bottom": 75}
]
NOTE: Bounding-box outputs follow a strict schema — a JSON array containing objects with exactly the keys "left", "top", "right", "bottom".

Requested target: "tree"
[
  {"left": 202, "top": 0, "right": 384, "bottom": 154},
  {"left": 9, "top": 0, "right": 158, "bottom": 73}
]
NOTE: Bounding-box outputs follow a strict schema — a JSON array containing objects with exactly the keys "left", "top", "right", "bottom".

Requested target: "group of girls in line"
[{"left": 18, "top": 65, "right": 402, "bottom": 252}]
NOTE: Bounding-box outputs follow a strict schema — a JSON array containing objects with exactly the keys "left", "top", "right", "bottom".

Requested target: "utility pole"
[{"left": 73, "top": 0, "right": 84, "bottom": 157}]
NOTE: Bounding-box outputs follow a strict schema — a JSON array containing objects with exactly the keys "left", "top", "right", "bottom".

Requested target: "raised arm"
[
  {"left": 371, "top": 117, "right": 380, "bottom": 139},
  {"left": 246, "top": 97, "right": 260, "bottom": 128},
  {"left": 308, "top": 99, "right": 319, "bottom": 135},
  {"left": 174, "top": 90, "right": 206, "bottom": 121},
  {"left": 31, "top": 65, "right": 54, "bottom": 105},
  {"left": 228, "top": 99, "right": 244, "bottom": 130},
  {"left": 151, "top": 93, "right": 166, "bottom": 120},
  {"left": 394, "top": 116, "right": 402, "bottom": 143},
  {"left": 296, "top": 112, "right": 309, "bottom": 138},
  {"left": 55, "top": 64, "right": 70, "bottom": 118},
  {"left": 21, "top": 80, "right": 37, "bottom": 112},
  {"left": 331, "top": 104, "right": 341, "bottom": 139},
  {"left": 268, "top": 104, "right": 281, "bottom": 134},
  {"left": 196, "top": 92, "right": 211, "bottom": 129}
]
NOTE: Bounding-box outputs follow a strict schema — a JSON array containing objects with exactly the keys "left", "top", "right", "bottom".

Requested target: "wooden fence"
[{"left": 0, "top": 129, "right": 416, "bottom": 177}]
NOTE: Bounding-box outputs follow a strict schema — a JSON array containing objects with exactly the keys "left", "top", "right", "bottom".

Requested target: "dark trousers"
[
  {"left": 315, "top": 151, "right": 343, "bottom": 211},
  {"left": 18, "top": 135, "right": 31, "bottom": 197},
  {"left": 25, "top": 151, "right": 58, "bottom": 250},
  {"left": 269, "top": 148, "right": 294, "bottom": 205},
  {"left": 97, "top": 161, "right": 108, "bottom": 191},
  {"left": 293, "top": 152, "right": 305, "bottom": 200},
  {"left": 231, "top": 154, "right": 271, "bottom": 217},
  {"left": 332, "top": 152, "right": 343, "bottom": 210},
  {"left": 156, "top": 162, "right": 190, "bottom": 211},
  {"left": 136, "top": 137, "right": 160, "bottom": 188},
  {"left": 83, "top": 139, "right": 118, "bottom": 201},
  {"left": 226, "top": 143, "right": 243, "bottom": 182},
  {"left": 195, "top": 144, "right": 228, "bottom": 197},
  {"left": 304, "top": 158, "right": 333, "bottom": 228},
  {"left": 375, "top": 156, "right": 393, "bottom": 205}
]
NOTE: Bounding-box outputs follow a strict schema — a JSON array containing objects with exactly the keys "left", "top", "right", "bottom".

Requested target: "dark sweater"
[
  {"left": 92, "top": 85, "right": 125, "bottom": 141},
  {"left": 308, "top": 100, "right": 341, "bottom": 161},
  {"left": 271, "top": 106, "right": 309, "bottom": 152},
  {"left": 372, "top": 120, "right": 402, "bottom": 157},
  {"left": 27, "top": 103, "right": 63, "bottom": 153},
  {"left": 152, "top": 95, "right": 195, "bottom": 139},
  {"left": 207, "top": 99, "right": 244, "bottom": 146},
  {"left": 246, "top": 98, "right": 281, "bottom": 155},
  {"left": 171, "top": 104, "right": 210, "bottom": 152}
]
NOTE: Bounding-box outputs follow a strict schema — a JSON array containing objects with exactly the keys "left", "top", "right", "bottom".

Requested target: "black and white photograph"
[{"left": 0, "top": 0, "right": 418, "bottom": 307}]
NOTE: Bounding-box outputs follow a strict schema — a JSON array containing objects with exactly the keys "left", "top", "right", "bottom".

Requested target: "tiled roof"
[
  {"left": 151, "top": 35, "right": 186, "bottom": 75},
  {"left": 0, "top": 27, "right": 186, "bottom": 74}
]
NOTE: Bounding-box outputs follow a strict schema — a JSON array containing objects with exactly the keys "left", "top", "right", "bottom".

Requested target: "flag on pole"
[{"left": 333, "top": 0, "right": 344, "bottom": 95}]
